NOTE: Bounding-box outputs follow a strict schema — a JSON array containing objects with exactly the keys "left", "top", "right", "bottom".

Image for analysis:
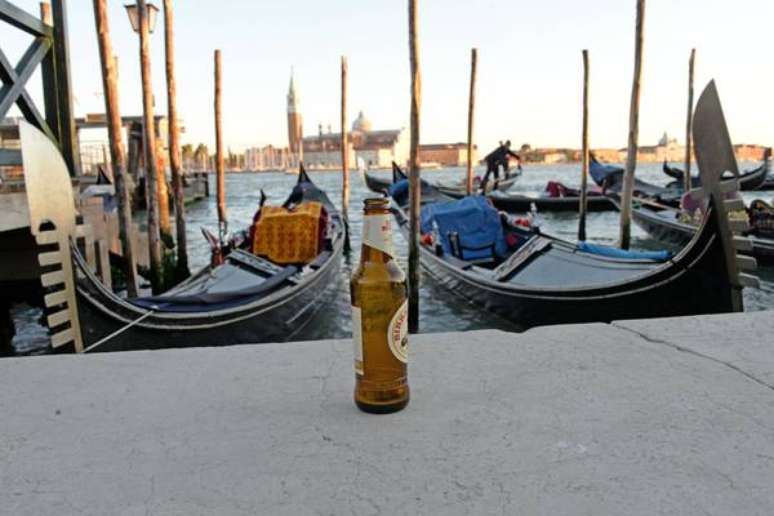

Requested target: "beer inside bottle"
[{"left": 351, "top": 198, "right": 409, "bottom": 414}]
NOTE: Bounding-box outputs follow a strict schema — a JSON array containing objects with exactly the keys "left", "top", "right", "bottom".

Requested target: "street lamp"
[{"left": 124, "top": 2, "right": 159, "bottom": 34}]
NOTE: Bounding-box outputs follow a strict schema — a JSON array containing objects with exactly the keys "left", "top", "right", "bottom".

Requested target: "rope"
[{"left": 83, "top": 306, "right": 158, "bottom": 353}]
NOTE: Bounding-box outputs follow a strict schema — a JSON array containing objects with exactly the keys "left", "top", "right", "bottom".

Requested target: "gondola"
[
  {"left": 365, "top": 162, "right": 442, "bottom": 203},
  {"left": 487, "top": 188, "right": 616, "bottom": 213},
  {"left": 434, "top": 172, "right": 520, "bottom": 198},
  {"left": 590, "top": 155, "right": 684, "bottom": 206},
  {"left": 626, "top": 198, "right": 774, "bottom": 265},
  {"left": 73, "top": 166, "right": 345, "bottom": 352},
  {"left": 364, "top": 163, "right": 407, "bottom": 194},
  {"left": 662, "top": 148, "right": 770, "bottom": 191},
  {"left": 386, "top": 82, "right": 756, "bottom": 328}
]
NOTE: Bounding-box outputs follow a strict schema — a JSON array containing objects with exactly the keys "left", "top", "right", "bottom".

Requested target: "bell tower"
[{"left": 287, "top": 70, "right": 303, "bottom": 158}]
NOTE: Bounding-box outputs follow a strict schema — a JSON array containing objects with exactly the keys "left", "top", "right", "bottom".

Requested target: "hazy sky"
[{"left": 2, "top": 0, "right": 773, "bottom": 153}]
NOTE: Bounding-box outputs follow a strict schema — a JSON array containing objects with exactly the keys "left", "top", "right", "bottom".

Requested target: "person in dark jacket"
[{"left": 480, "top": 140, "right": 521, "bottom": 193}]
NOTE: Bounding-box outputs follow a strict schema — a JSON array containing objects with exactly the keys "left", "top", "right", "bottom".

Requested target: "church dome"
[{"left": 352, "top": 110, "right": 372, "bottom": 133}]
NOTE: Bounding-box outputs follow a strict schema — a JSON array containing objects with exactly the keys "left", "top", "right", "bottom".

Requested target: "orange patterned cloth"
[{"left": 252, "top": 202, "right": 326, "bottom": 264}]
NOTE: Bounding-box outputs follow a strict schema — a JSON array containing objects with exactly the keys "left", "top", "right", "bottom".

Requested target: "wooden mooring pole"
[
  {"left": 684, "top": 48, "right": 696, "bottom": 193},
  {"left": 163, "top": 0, "right": 189, "bottom": 280},
  {"left": 618, "top": 0, "right": 646, "bottom": 250},
  {"left": 137, "top": 0, "right": 163, "bottom": 293},
  {"left": 51, "top": 0, "right": 80, "bottom": 175},
  {"left": 156, "top": 150, "right": 171, "bottom": 238},
  {"left": 340, "top": 55, "right": 351, "bottom": 252},
  {"left": 466, "top": 48, "right": 478, "bottom": 196},
  {"left": 92, "top": 0, "right": 139, "bottom": 297},
  {"left": 578, "top": 49, "right": 590, "bottom": 242},
  {"left": 214, "top": 49, "right": 227, "bottom": 239},
  {"left": 407, "top": 0, "right": 422, "bottom": 333}
]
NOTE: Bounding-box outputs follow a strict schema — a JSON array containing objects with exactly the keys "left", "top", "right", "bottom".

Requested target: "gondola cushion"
[
  {"left": 750, "top": 199, "right": 774, "bottom": 237},
  {"left": 420, "top": 197, "right": 507, "bottom": 261},
  {"left": 576, "top": 241, "right": 672, "bottom": 262},
  {"left": 252, "top": 201, "right": 327, "bottom": 264}
]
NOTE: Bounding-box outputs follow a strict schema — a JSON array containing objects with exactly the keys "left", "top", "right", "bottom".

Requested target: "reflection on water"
[{"left": 11, "top": 163, "right": 774, "bottom": 352}]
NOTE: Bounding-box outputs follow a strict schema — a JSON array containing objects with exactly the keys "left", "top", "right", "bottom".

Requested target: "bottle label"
[
  {"left": 352, "top": 306, "right": 364, "bottom": 375},
  {"left": 388, "top": 300, "right": 409, "bottom": 363},
  {"left": 362, "top": 214, "right": 394, "bottom": 258}
]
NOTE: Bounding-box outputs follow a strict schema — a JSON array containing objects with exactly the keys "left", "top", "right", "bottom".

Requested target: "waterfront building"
[
  {"left": 637, "top": 132, "right": 684, "bottom": 163},
  {"left": 418, "top": 143, "right": 478, "bottom": 167},
  {"left": 301, "top": 111, "right": 409, "bottom": 170},
  {"left": 298, "top": 124, "right": 355, "bottom": 170},
  {"left": 515, "top": 131, "right": 768, "bottom": 165},
  {"left": 734, "top": 144, "right": 769, "bottom": 162}
]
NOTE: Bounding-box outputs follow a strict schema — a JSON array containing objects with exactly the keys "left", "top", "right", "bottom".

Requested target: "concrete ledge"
[
  {"left": 1, "top": 312, "right": 774, "bottom": 515},
  {"left": 613, "top": 310, "right": 774, "bottom": 390}
]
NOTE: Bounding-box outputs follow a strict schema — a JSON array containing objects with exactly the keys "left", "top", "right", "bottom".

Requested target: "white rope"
[{"left": 83, "top": 307, "right": 157, "bottom": 353}]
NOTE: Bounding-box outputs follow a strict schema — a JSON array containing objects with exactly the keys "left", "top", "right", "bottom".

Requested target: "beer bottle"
[{"left": 351, "top": 198, "right": 409, "bottom": 413}]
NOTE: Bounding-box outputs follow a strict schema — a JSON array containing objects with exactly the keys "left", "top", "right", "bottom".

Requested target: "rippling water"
[
  {"left": 11, "top": 162, "right": 774, "bottom": 353},
  {"left": 189, "top": 162, "right": 774, "bottom": 337}
]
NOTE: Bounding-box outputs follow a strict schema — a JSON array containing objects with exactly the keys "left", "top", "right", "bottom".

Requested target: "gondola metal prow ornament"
[
  {"left": 20, "top": 121, "right": 85, "bottom": 352},
  {"left": 692, "top": 80, "right": 760, "bottom": 302}
]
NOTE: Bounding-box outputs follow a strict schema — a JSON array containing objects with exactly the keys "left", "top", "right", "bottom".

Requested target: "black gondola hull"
[
  {"left": 630, "top": 205, "right": 774, "bottom": 265},
  {"left": 435, "top": 175, "right": 519, "bottom": 198},
  {"left": 392, "top": 201, "right": 737, "bottom": 330},
  {"left": 663, "top": 155, "right": 770, "bottom": 192},
  {"left": 74, "top": 239, "right": 343, "bottom": 352},
  {"left": 74, "top": 168, "right": 345, "bottom": 353},
  {"left": 419, "top": 254, "right": 733, "bottom": 329},
  {"left": 364, "top": 172, "right": 392, "bottom": 194},
  {"left": 489, "top": 193, "right": 616, "bottom": 213}
]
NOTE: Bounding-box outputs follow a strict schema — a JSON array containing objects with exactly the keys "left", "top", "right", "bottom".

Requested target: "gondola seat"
[
  {"left": 420, "top": 197, "right": 508, "bottom": 262},
  {"left": 575, "top": 242, "right": 672, "bottom": 262},
  {"left": 131, "top": 258, "right": 300, "bottom": 312},
  {"left": 252, "top": 201, "right": 328, "bottom": 265},
  {"left": 750, "top": 199, "right": 774, "bottom": 238}
]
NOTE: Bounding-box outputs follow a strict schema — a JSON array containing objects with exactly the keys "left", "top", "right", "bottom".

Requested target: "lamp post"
[
  {"left": 124, "top": 2, "right": 159, "bottom": 33},
  {"left": 125, "top": 0, "right": 164, "bottom": 293}
]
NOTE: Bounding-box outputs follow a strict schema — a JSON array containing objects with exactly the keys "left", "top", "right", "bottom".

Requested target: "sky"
[{"left": 2, "top": 0, "right": 773, "bottom": 154}]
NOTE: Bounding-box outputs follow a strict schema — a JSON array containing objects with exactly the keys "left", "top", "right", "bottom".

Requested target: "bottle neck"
[{"left": 361, "top": 209, "right": 394, "bottom": 262}]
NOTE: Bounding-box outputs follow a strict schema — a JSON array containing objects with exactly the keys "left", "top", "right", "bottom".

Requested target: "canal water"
[{"left": 11, "top": 162, "right": 774, "bottom": 353}]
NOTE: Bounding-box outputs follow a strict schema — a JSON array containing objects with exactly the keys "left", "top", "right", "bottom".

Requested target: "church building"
[{"left": 286, "top": 73, "right": 408, "bottom": 170}]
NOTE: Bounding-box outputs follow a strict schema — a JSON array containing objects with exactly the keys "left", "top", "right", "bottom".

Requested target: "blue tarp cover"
[
  {"left": 421, "top": 196, "right": 507, "bottom": 261},
  {"left": 576, "top": 241, "right": 673, "bottom": 262}
]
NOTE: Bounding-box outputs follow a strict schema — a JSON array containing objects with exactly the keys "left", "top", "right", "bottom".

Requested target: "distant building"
[
  {"left": 519, "top": 147, "right": 574, "bottom": 164},
  {"left": 302, "top": 111, "right": 409, "bottom": 169},
  {"left": 299, "top": 124, "right": 355, "bottom": 169},
  {"left": 287, "top": 71, "right": 303, "bottom": 158},
  {"left": 638, "top": 131, "right": 684, "bottom": 163},
  {"left": 591, "top": 148, "right": 622, "bottom": 163},
  {"left": 734, "top": 144, "right": 769, "bottom": 162},
  {"left": 418, "top": 143, "right": 478, "bottom": 167}
]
